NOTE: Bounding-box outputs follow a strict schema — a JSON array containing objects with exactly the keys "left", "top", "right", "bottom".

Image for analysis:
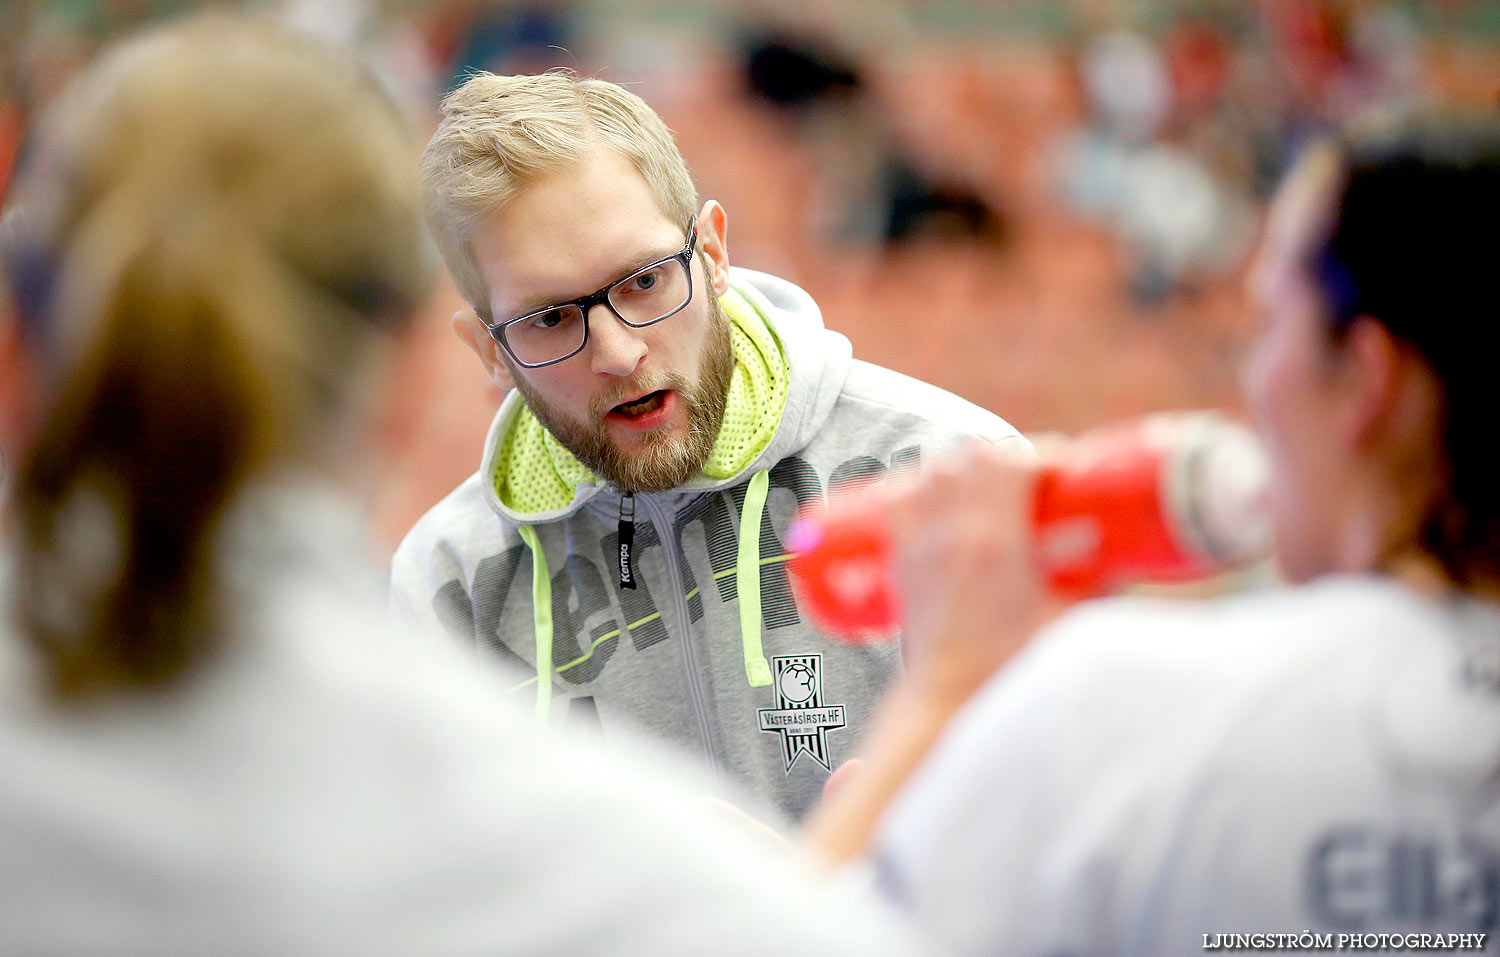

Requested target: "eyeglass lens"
[{"left": 502, "top": 257, "right": 691, "bottom": 366}]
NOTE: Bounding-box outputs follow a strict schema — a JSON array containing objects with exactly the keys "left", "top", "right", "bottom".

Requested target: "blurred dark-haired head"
[
  {"left": 1323, "top": 119, "right": 1499, "bottom": 586},
  {"left": 1247, "top": 116, "right": 1500, "bottom": 588},
  {"left": 1316, "top": 119, "right": 1498, "bottom": 354}
]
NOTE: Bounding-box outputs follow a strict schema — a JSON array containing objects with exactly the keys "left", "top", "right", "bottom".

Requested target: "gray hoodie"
[{"left": 392, "top": 268, "right": 1030, "bottom": 820}]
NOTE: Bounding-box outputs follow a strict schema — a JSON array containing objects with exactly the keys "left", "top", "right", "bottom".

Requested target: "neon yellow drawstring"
[
  {"left": 736, "top": 468, "right": 773, "bottom": 687},
  {"left": 517, "top": 526, "right": 553, "bottom": 722},
  {"left": 524, "top": 469, "right": 771, "bottom": 706}
]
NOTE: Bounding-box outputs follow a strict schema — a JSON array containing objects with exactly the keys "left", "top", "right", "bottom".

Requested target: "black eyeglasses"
[{"left": 488, "top": 217, "right": 698, "bottom": 368}]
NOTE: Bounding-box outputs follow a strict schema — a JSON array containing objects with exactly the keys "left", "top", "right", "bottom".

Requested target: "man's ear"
[
  {"left": 452, "top": 308, "right": 516, "bottom": 391},
  {"left": 696, "top": 200, "right": 731, "bottom": 297}
]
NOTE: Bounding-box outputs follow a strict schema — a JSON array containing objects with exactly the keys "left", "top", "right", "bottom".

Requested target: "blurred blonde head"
[
  {"left": 420, "top": 71, "right": 697, "bottom": 321},
  {"left": 2, "top": 14, "right": 428, "bottom": 698}
]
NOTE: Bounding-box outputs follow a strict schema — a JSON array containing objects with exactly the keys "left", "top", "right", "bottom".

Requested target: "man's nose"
[{"left": 587, "top": 303, "right": 648, "bottom": 377}]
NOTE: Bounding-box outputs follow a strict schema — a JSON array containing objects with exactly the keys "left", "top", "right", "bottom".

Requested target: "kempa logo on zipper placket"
[{"left": 617, "top": 492, "right": 637, "bottom": 589}]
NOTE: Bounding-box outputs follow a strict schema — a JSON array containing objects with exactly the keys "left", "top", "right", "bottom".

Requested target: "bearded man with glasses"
[{"left": 393, "top": 71, "right": 1031, "bottom": 822}]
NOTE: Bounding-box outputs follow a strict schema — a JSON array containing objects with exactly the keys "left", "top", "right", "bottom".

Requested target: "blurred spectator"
[
  {"left": 1054, "top": 2, "right": 1434, "bottom": 305},
  {"left": 1054, "top": 28, "right": 1252, "bottom": 304},
  {"left": 439, "top": 0, "right": 577, "bottom": 87},
  {"left": 739, "top": 25, "right": 1007, "bottom": 247}
]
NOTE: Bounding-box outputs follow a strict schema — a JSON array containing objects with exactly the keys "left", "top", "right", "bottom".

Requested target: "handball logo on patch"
[{"left": 758, "top": 655, "right": 847, "bottom": 773}]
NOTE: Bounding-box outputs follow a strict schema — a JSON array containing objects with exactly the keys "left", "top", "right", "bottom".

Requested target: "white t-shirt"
[
  {"left": 0, "top": 480, "right": 929, "bottom": 956},
  {"left": 872, "top": 576, "right": 1500, "bottom": 957}
]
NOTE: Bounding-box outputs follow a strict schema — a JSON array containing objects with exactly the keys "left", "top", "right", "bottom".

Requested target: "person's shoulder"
[
  {"left": 879, "top": 580, "right": 1408, "bottom": 853},
  {"left": 1045, "top": 575, "right": 1414, "bottom": 665},
  {"left": 289, "top": 620, "right": 933, "bottom": 955},
  {"left": 393, "top": 471, "right": 514, "bottom": 566},
  {"left": 872, "top": 577, "right": 1439, "bottom": 956},
  {"left": 837, "top": 358, "right": 1030, "bottom": 449},
  {"left": 1030, "top": 578, "right": 1385, "bottom": 684},
  {"left": 973, "top": 576, "right": 1419, "bottom": 753}
]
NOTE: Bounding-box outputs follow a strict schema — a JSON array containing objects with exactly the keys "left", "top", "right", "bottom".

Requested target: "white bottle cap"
[{"left": 1166, "top": 414, "right": 1271, "bottom": 565}]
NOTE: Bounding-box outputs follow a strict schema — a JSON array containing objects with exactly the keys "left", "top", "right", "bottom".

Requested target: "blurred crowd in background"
[{"left": 3, "top": 0, "right": 1497, "bottom": 548}]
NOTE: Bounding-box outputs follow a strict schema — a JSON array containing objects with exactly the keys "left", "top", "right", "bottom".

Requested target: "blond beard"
[{"left": 511, "top": 290, "right": 734, "bottom": 493}]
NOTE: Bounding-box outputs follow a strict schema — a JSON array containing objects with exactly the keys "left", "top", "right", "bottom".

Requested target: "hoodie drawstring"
[
  {"left": 736, "top": 468, "right": 773, "bottom": 687},
  {"left": 517, "top": 525, "right": 553, "bottom": 723}
]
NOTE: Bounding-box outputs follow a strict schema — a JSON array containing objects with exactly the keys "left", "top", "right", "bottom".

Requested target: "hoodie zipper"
[{"left": 637, "top": 492, "right": 721, "bottom": 785}]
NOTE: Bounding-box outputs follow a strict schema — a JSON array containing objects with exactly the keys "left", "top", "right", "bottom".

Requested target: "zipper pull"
[{"left": 617, "top": 492, "right": 637, "bottom": 590}]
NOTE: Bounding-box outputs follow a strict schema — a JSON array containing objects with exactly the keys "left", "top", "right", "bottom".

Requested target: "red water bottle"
[{"left": 785, "top": 412, "right": 1270, "bottom": 640}]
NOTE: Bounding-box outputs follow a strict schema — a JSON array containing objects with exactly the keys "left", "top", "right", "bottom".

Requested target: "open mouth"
[{"left": 612, "top": 390, "right": 668, "bottom": 419}]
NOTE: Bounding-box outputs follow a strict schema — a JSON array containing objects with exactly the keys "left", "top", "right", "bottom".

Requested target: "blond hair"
[
  {"left": 420, "top": 71, "right": 697, "bottom": 321},
  {"left": 4, "top": 15, "right": 428, "bottom": 699}
]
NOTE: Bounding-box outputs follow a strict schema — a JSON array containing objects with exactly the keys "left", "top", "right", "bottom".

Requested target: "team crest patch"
[{"left": 758, "top": 654, "right": 847, "bottom": 772}]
